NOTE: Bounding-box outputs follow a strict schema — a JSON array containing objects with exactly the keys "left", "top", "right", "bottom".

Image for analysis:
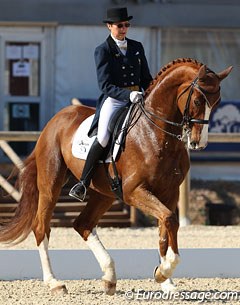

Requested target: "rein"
[
  {"left": 138, "top": 74, "right": 221, "bottom": 141},
  {"left": 105, "top": 74, "right": 220, "bottom": 198}
]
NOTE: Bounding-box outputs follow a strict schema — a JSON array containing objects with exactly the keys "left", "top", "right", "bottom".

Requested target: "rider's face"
[{"left": 107, "top": 21, "right": 130, "bottom": 40}]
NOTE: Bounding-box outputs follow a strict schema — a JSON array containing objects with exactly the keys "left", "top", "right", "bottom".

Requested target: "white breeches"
[{"left": 97, "top": 97, "right": 129, "bottom": 148}]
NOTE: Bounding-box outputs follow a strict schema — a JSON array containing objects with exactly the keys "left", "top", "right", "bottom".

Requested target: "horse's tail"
[{"left": 0, "top": 151, "right": 39, "bottom": 245}]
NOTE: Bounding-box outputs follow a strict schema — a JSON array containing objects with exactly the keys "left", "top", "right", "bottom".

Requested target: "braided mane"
[{"left": 145, "top": 58, "right": 203, "bottom": 96}]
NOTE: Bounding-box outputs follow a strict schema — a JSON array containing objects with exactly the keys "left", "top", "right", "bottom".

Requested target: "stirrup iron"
[{"left": 69, "top": 181, "right": 87, "bottom": 202}]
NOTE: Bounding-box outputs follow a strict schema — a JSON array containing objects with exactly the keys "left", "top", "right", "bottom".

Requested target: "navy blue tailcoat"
[{"left": 88, "top": 35, "right": 152, "bottom": 136}]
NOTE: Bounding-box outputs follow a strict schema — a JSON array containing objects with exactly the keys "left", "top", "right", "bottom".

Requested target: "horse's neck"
[
  {"left": 145, "top": 76, "right": 179, "bottom": 121},
  {"left": 145, "top": 66, "right": 195, "bottom": 120},
  {"left": 134, "top": 66, "right": 195, "bottom": 148}
]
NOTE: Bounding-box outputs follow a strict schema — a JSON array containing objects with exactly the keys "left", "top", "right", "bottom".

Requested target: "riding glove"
[{"left": 130, "top": 91, "right": 143, "bottom": 104}]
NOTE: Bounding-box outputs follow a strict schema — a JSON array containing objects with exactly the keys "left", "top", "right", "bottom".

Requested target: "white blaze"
[{"left": 199, "top": 104, "right": 211, "bottom": 148}]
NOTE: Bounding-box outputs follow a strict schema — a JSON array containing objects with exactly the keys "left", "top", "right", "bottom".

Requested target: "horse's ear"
[
  {"left": 198, "top": 65, "right": 207, "bottom": 81},
  {"left": 217, "top": 66, "right": 233, "bottom": 81}
]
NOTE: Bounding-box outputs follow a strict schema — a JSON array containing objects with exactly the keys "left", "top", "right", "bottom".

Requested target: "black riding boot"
[{"left": 69, "top": 138, "right": 105, "bottom": 201}]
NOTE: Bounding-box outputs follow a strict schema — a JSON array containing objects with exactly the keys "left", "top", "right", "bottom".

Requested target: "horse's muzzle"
[{"left": 188, "top": 141, "right": 207, "bottom": 150}]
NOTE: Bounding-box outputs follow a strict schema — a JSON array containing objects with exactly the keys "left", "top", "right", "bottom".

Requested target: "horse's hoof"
[
  {"left": 50, "top": 284, "right": 68, "bottom": 295},
  {"left": 103, "top": 280, "right": 116, "bottom": 296},
  {"left": 153, "top": 266, "right": 168, "bottom": 283}
]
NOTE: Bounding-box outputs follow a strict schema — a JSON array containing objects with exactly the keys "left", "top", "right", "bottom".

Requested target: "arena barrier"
[{"left": 0, "top": 248, "right": 239, "bottom": 280}]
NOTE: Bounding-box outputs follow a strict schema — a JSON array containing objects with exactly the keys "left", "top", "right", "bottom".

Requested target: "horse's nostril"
[{"left": 190, "top": 141, "right": 197, "bottom": 149}]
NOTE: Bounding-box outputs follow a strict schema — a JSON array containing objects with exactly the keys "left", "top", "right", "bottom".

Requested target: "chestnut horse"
[{"left": 0, "top": 59, "right": 232, "bottom": 295}]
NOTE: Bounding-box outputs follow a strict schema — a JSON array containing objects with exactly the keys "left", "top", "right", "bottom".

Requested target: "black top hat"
[{"left": 103, "top": 7, "right": 133, "bottom": 23}]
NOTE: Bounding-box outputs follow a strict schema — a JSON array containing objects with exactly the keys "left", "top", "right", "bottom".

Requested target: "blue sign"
[
  {"left": 209, "top": 101, "right": 240, "bottom": 133},
  {"left": 194, "top": 101, "right": 240, "bottom": 160}
]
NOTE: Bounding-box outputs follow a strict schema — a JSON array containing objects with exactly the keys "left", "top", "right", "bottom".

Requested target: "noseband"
[{"left": 138, "top": 72, "right": 221, "bottom": 141}]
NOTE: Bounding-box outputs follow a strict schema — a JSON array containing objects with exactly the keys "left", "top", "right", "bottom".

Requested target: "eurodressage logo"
[
  {"left": 210, "top": 103, "right": 240, "bottom": 133},
  {"left": 124, "top": 289, "right": 240, "bottom": 302}
]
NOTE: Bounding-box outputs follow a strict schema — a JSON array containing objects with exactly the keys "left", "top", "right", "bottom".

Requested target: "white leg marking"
[
  {"left": 161, "top": 278, "right": 177, "bottom": 293},
  {"left": 86, "top": 228, "right": 116, "bottom": 283},
  {"left": 38, "top": 235, "right": 62, "bottom": 289},
  {"left": 199, "top": 105, "right": 211, "bottom": 148},
  {"left": 160, "top": 247, "right": 180, "bottom": 278}
]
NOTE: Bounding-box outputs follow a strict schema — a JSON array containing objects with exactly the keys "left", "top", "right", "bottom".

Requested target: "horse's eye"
[{"left": 194, "top": 99, "right": 201, "bottom": 107}]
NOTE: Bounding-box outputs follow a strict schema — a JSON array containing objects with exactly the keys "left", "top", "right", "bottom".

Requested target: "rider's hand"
[{"left": 130, "top": 91, "right": 143, "bottom": 104}]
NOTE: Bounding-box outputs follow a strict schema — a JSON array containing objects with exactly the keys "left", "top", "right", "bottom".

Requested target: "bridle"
[
  {"left": 138, "top": 73, "right": 221, "bottom": 141},
  {"left": 178, "top": 76, "right": 220, "bottom": 126}
]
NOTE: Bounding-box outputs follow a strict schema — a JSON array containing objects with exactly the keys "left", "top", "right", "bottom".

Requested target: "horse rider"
[{"left": 69, "top": 7, "right": 153, "bottom": 202}]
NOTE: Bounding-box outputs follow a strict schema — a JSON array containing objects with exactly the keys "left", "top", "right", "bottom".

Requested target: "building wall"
[
  {"left": 55, "top": 25, "right": 240, "bottom": 111},
  {"left": 0, "top": 0, "right": 240, "bottom": 28},
  {"left": 55, "top": 25, "right": 154, "bottom": 112},
  {"left": 0, "top": 1, "right": 239, "bottom": 133}
]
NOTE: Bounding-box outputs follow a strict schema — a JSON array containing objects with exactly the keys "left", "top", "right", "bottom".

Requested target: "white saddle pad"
[{"left": 72, "top": 112, "right": 130, "bottom": 162}]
